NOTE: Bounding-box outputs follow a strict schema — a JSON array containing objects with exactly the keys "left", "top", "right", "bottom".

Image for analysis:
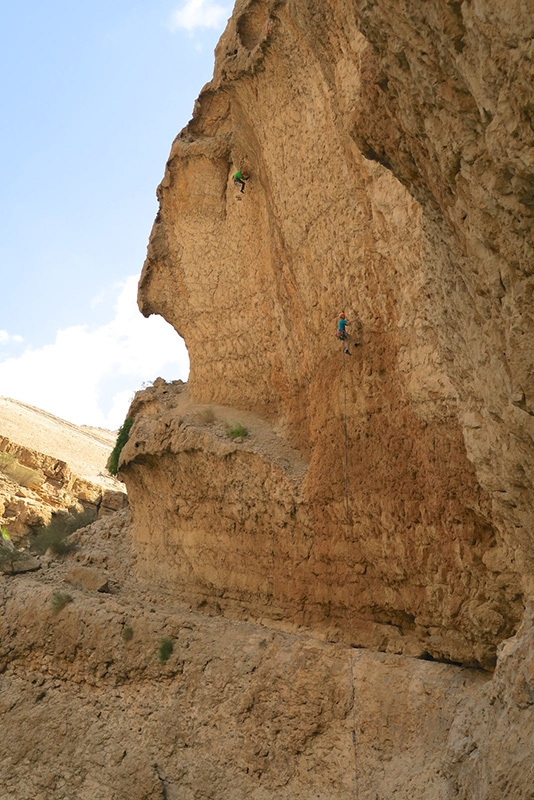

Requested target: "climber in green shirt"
[{"left": 233, "top": 169, "right": 250, "bottom": 193}]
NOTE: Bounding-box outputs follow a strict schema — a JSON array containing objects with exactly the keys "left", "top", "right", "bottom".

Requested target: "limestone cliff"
[{"left": 129, "top": 0, "right": 533, "bottom": 673}]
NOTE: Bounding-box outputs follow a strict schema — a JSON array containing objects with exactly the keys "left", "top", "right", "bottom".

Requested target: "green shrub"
[
  {"left": 50, "top": 591, "right": 73, "bottom": 616},
  {"left": 1, "top": 526, "right": 12, "bottom": 544},
  {"left": 121, "top": 625, "right": 134, "bottom": 642},
  {"left": 228, "top": 422, "right": 248, "bottom": 439},
  {"left": 0, "top": 452, "right": 45, "bottom": 488},
  {"left": 158, "top": 637, "right": 174, "bottom": 663},
  {"left": 31, "top": 508, "right": 96, "bottom": 556},
  {"left": 108, "top": 417, "right": 134, "bottom": 476}
]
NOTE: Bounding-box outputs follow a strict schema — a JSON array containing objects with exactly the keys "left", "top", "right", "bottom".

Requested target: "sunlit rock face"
[{"left": 125, "top": 0, "right": 533, "bottom": 670}]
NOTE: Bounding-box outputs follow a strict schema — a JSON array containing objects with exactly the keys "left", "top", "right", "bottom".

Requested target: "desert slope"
[
  {"left": 0, "top": 397, "right": 125, "bottom": 539},
  {"left": 0, "top": 397, "right": 117, "bottom": 488}
]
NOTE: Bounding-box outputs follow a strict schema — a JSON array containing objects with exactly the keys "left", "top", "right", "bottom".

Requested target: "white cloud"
[
  {"left": 169, "top": 0, "right": 231, "bottom": 32},
  {"left": 90, "top": 288, "right": 106, "bottom": 308},
  {"left": 0, "top": 330, "right": 23, "bottom": 344},
  {"left": 0, "top": 276, "right": 189, "bottom": 430}
]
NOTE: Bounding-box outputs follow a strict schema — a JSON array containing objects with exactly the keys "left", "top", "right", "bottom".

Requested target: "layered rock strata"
[
  {"left": 1, "top": 514, "right": 532, "bottom": 800},
  {"left": 2, "top": 3, "right": 533, "bottom": 797},
  {"left": 122, "top": 379, "right": 517, "bottom": 669}
]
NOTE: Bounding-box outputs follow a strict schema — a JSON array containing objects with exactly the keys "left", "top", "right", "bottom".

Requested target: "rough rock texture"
[
  {"left": 3, "top": 513, "right": 526, "bottom": 800},
  {"left": 1, "top": 515, "right": 532, "bottom": 799},
  {"left": 130, "top": 0, "right": 533, "bottom": 670},
  {"left": 350, "top": 0, "right": 534, "bottom": 593},
  {"left": 445, "top": 600, "right": 534, "bottom": 800},
  {"left": 122, "top": 379, "right": 513, "bottom": 670},
  {"left": 0, "top": 397, "right": 126, "bottom": 538}
]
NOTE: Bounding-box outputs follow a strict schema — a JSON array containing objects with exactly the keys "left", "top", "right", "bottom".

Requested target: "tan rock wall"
[
  {"left": 129, "top": 0, "right": 533, "bottom": 667},
  {"left": 2, "top": 4, "right": 533, "bottom": 796},
  {"left": 122, "top": 380, "right": 518, "bottom": 668},
  {"left": 445, "top": 601, "right": 534, "bottom": 800},
  {"left": 350, "top": 0, "right": 534, "bottom": 591}
]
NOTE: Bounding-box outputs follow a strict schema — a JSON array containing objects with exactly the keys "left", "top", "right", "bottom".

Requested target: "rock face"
[
  {"left": 122, "top": 379, "right": 509, "bottom": 670},
  {"left": 445, "top": 601, "right": 534, "bottom": 800},
  {"left": 127, "top": 0, "right": 533, "bottom": 673}
]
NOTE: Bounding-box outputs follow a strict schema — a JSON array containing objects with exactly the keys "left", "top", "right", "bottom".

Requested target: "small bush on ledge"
[
  {"left": 50, "top": 591, "right": 73, "bottom": 616},
  {"left": 31, "top": 508, "right": 95, "bottom": 556},
  {"left": 228, "top": 423, "right": 248, "bottom": 439},
  {"left": 158, "top": 637, "right": 174, "bottom": 663},
  {"left": 108, "top": 417, "right": 134, "bottom": 476},
  {"left": 121, "top": 625, "right": 134, "bottom": 642},
  {"left": 193, "top": 405, "right": 216, "bottom": 424}
]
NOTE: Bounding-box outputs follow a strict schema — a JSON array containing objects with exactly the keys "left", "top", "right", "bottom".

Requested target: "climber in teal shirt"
[
  {"left": 336, "top": 312, "right": 354, "bottom": 355},
  {"left": 337, "top": 312, "right": 348, "bottom": 339}
]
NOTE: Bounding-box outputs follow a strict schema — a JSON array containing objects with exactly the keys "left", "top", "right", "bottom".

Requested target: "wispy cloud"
[
  {"left": 169, "top": 0, "right": 231, "bottom": 32},
  {"left": 0, "top": 276, "right": 189, "bottom": 430},
  {"left": 0, "top": 330, "right": 23, "bottom": 345}
]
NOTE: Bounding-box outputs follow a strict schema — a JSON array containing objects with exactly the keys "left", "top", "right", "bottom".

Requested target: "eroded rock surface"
[
  {"left": 121, "top": 379, "right": 517, "bottom": 669},
  {"left": 128, "top": 0, "right": 533, "bottom": 670}
]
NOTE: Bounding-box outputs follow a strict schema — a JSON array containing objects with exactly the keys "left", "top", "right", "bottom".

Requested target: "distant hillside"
[{"left": 0, "top": 397, "right": 117, "bottom": 488}]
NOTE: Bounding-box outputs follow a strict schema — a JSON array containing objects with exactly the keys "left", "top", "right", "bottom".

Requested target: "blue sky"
[{"left": 0, "top": 0, "right": 232, "bottom": 428}]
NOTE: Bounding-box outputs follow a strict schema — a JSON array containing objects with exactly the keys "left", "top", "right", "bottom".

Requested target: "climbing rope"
[
  {"left": 342, "top": 343, "right": 359, "bottom": 799},
  {"left": 342, "top": 346, "right": 351, "bottom": 524},
  {"left": 330, "top": 248, "right": 362, "bottom": 794}
]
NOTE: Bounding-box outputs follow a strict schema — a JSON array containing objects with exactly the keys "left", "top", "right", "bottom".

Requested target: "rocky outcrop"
[
  {"left": 129, "top": 0, "right": 533, "bottom": 671},
  {"left": 350, "top": 0, "right": 534, "bottom": 600},
  {"left": 445, "top": 600, "right": 534, "bottom": 799}
]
